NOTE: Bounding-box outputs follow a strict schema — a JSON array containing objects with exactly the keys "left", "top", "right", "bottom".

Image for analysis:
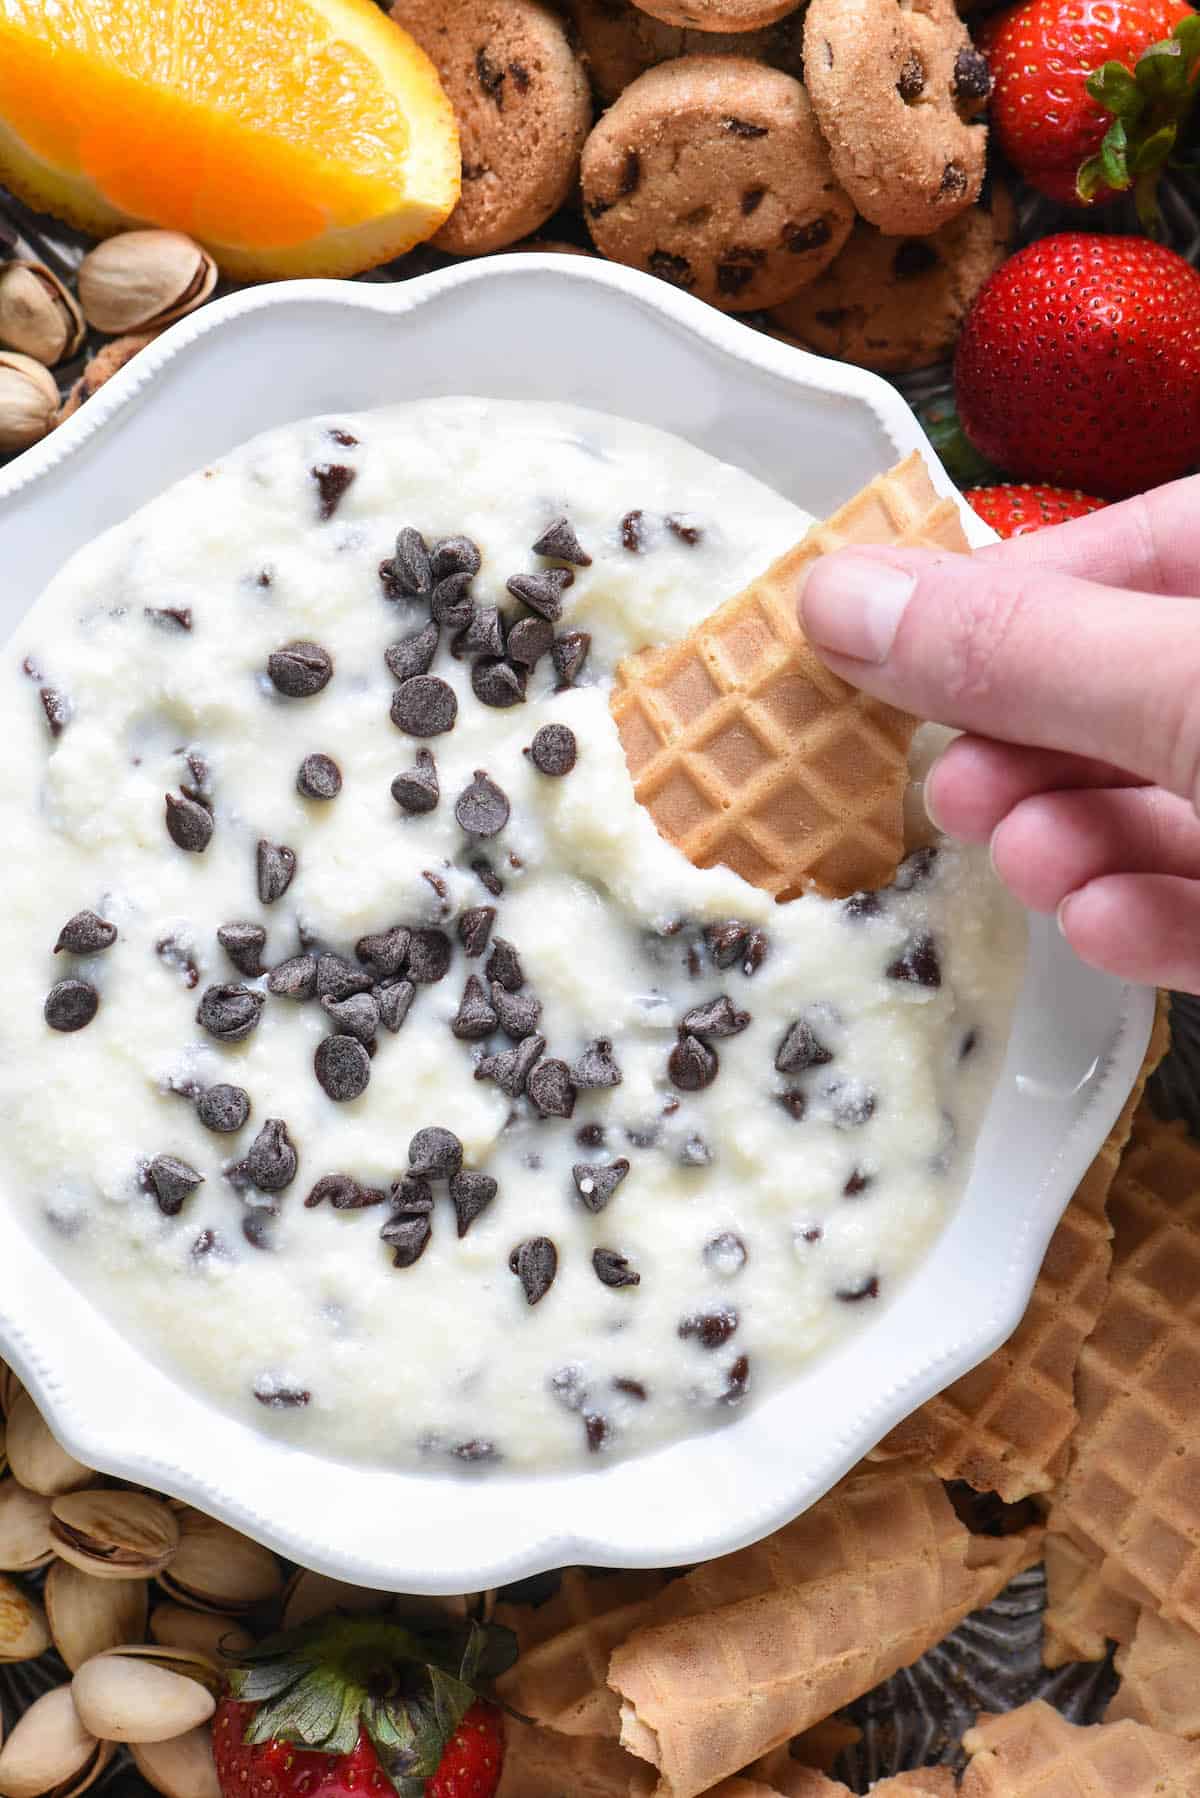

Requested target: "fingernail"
[
  {"left": 1057, "top": 895, "right": 1075, "bottom": 937},
  {"left": 922, "top": 761, "right": 948, "bottom": 835},
  {"left": 800, "top": 554, "right": 917, "bottom": 664}
]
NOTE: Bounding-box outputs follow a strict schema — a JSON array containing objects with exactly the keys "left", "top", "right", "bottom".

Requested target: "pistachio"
[
  {"left": 280, "top": 1569, "right": 392, "bottom": 1630},
  {"left": 57, "top": 333, "right": 157, "bottom": 423},
  {"left": 130, "top": 1728, "right": 220, "bottom": 1798},
  {"left": 71, "top": 1650, "right": 216, "bottom": 1743},
  {"left": 155, "top": 1509, "right": 282, "bottom": 1613},
  {"left": 50, "top": 1491, "right": 179, "bottom": 1581},
  {"left": 44, "top": 1563, "right": 149, "bottom": 1672},
  {"left": 149, "top": 1604, "right": 254, "bottom": 1660},
  {"left": 5, "top": 1394, "right": 92, "bottom": 1498},
  {"left": 0, "top": 1574, "right": 51, "bottom": 1662},
  {"left": 0, "top": 353, "right": 59, "bottom": 454},
  {"left": 0, "top": 263, "right": 85, "bottom": 366},
  {"left": 0, "top": 1482, "right": 55, "bottom": 1573},
  {"left": 0, "top": 1686, "right": 111, "bottom": 1798},
  {"left": 76, "top": 232, "right": 216, "bottom": 335}
]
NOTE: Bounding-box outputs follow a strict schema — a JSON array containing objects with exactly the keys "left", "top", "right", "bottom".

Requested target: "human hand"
[{"left": 799, "top": 473, "right": 1200, "bottom": 992}]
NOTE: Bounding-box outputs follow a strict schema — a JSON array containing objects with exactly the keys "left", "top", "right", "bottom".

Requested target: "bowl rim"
[{"left": 0, "top": 256, "right": 1155, "bottom": 1591}]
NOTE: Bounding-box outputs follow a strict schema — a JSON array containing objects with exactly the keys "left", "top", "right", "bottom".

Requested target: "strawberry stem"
[{"left": 1078, "top": 12, "right": 1200, "bottom": 229}]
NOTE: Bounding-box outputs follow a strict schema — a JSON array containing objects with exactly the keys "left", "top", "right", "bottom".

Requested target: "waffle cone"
[
  {"left": 610, "top": 454, "right": 969, "bottom": 901},
  {"left": 960, "top": 1701, "right": 1200, "bottom": 1795},
  {"left": 741, "top": 1771, "right": 954, "bottom": 1798},
  {"left": 496, "top": 1715, "right": 642, "bottom": 1796},
  {"left": 607, "top": 1458, "right": 1042, "bottom": 1798},
  {"left": 871, "top": 995, "right": 1172, "bottom": 1499},
  {"left": 494, "top": 1568, "right": 668, "bottom": 1736},
  {"left": 748, "top": 1719, "right": 862, "bottom": 1782},
  {"left": 1042, "top": 1530, "right": 1140, "bottom": 1669},
  {"left": 1107, "top": 1608, "right": 1200, "bottom": 1738}
]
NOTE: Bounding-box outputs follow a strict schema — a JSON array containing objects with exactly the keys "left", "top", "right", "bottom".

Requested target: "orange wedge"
[{"left": 0, "top": 0, "right": 461, "bottom": 279}]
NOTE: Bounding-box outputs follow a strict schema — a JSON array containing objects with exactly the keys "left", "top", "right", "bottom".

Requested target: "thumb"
[{"left": 798, "top": 545, "right": 1200, "bottom": 807}]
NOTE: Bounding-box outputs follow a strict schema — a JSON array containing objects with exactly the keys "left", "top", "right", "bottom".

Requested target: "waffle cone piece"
[
  {"left": 748, "top": 1720, "right": 862, "bottom": 1783},
  {"left": 496, "top": 1716, "right": 642, "bottom": 1796},
  {"left": 960, "top": 1701, "right": 1200, "bottom": 1795},
  {"left": 1107, "top": 1607, "right": 1200, "bottom": 1738},
  {"left": 610, "top": 454, "right": 969, "bottom": 901},
  {"left": 494, "top": 1567, "right": 668, "bottom": 1737},
  {"left": 872, "top": 995, "right": 1172, "bottom": 1500},
  {"left": 607, "top": 1458, "right": 1042, "bottom": 1798},
  {"left": 1042, "top": 1530, "right": 1141, "bottom": 1669}
]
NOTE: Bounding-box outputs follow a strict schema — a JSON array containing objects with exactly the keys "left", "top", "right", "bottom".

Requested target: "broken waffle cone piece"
[
  {"left": 609, "top": 453, "right": 969, "bottom": 901},
  {"left": 960, "top": 1701, "right": 1200, "bottom": 1795},
  {"left": 748, "top": 1718, "right": 863, "bottom": 1782},
  {"left": 871, "top": 993, "right": 1172, "bottom": 1500},
  {"left": 494, "top": 1566, "right": 668, "bottom": 1736},
  {"left": 1042, "top": 1530, "right": 1140, "bottom": 1669},
  {"left": 496, "top": 1715, "right": 643, "bottom": 1796},
  {"left": 607, "top": 1458, "right": 1041, "bottom": 1798},
  {"left": 1107, "top": 1607, "right": 1200, "bottom": 1739}
]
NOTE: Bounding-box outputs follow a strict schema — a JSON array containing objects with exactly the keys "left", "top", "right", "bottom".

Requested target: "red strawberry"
[
  {"left": 954, "top": 232, "right": 1200, "bottom": 498},
  {"left": 212, "top": 1614, "right": 513, "bottom": 1798},
  {"left": 981, "top": 0, "right": 1192, "bottom": 204},
  {"left": 963, "top": 483, "right": 1108, "bottom": 537}
]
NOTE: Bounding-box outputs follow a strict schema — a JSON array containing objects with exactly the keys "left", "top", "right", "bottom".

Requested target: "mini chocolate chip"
[
  {"left": 665, "top": 514, "right": 703, "bottom": 546},
  {"left": 313, "top": 463, "right": 355, "bottom": 519},
  {"left": 165, "top": 791, "right": 213, "bottom": 853},
  {"left": 241, "top": 1119, "right": 298, "bottom": 1192},
  {"left": 254, "top": 1383, "right": 312, "bottom": 1409},
  {"left": 681, "top": 996, "right": 750, "bottom": 1040},
  {"left": 614, "top": 1376, "right": 648, "bottom": 1401},
  {"left": 386, "top": 623, "right": 440, "bottom": 683},
  {"left": 458, "top": 606, "right": 505, "bottom": 661},
  {"left": 527, "top": 1056, "right": 576, "bottom": 1117},
  {"left": 44, "top": 976, "right": 100, "bottom": 1032},
  {"left": 492, "top": 982, "right": 541, "bottom": 1039},
  {"left": 268, "top": 954, "right": 317, "bottom": 1000},
  {"left": 584, "top": 1413, "right": 612, "bottom": 1454},
  {"left": 191, "top": 1229, "right": 221, "bottom": 1259},
  {"left": 741, "top": 928, "right": 769, "bottom": 975},
  {"left": 475, "top": 1035, "right": 542, "bottom": 1099},
  {"left": 146, "top": 1155, "right": 204, "bottom": 1217},
  {"left": 550, "top": 1364, "right": 588, "bottom": 1412},
  {"left": 375, "top": 979, "right": 416, "bottom": 1033},
  {"left": 393, "top": 526, "right": 433, "bottom": 596},
  {"left": 679, "top": 1307, "right": 738, "bottom": 1348},
  {"left": 704, "top": 1232, "right": 747, "bottom": 1276},
  {"left": 54, "top": 911, "right": 116, "bottom": 955},
  {"left": 528, "top": 723, "right": 577, "bottom": 777},
  {"left": 896, "top": 49, "right": 925, "bottom": 99},
  {"left": 577, "top": 1123, "right": 605, "bottom": 1148},
  {"left": 424, "top": 868, "right": 452, "bottom": 913},
  {"left": 893, "top": 239, "right": 940, "bottom": 280},
  {"left": 409, "top": 1125, "right": 463, "bottom": 1180},
  {"left": 40, "top": 686, "right": 70, "bottom": 735},
  {"left": 507, "top": 616, "right": 555, "bottom": 667},
  {"left": 510, "top": 1236, "right": 558, "bottom": 1305},
  {"left": 356, "top": 927, "right": 411, "bottom": 978},
  {"left": 837, "top": 1275, "right": 881, "bottom": 1302},
  {"left": 723, "top": 115, "right": 768, "bottom": 136},
  {"left": 887, "top": 935, "right": 941, "bottom": 988},
  {"left": 451, "top": 1438, "right": 497, "bottom": 1462},
  {"left": 785, "top": 217, "right": 833, "bottom": 254},
  {"left": 960, "top": 1027, "right": 979, "bottom": 1060},
  {"left": 218, "top": 922, "right": 267, "bottom": 978},
  {"left": 197, "top": 983, "right": 264, "bottom": 1042},
  {"left": 267, "top": 641, "right": 333, "bottom": 698},
  {"left": 844, "top": 1168, "right": 873, "bottom": 1197},
  {"left": 297, "top": 753, "right": 342, "bottom": 801},
  {"left": 620, "top": 510, "right": 647, "bottom": 554},
  {"left": 257, "top": 841, "right": 296, "bottom": 905},
  {"left": 842, "top": 890, "right": 883, "bottom": 921},
  {"left": 953, "top": 45, "right": 993, "bottom": 101},
  {"left": 306, "top": 1174, "right": 384, "bottom": 1209},
  {"left": 458, "top": 907, "right": 496, "bottom": 958},
  {"left": 321, "top": 992, "right": 379, "bottom": 1042},
  {"left": 894, "top": 846, "right": 939, "bottom": 889},
  {"left": 592, "top": 1247, "right": 640, "bottom": 1290},
  {"left": 571, "top": 1039, "right": 623, "bottom": 1089},
  {"left": 939, "top": 160, "right": 968, "bottom": 197},
  {"left": 829, "top": 1083, "right": 877, "bottom": 1129},
  {"left": 552, "top": 631, "right": 591, "bottom": 688},
  {"left": 680, "top": 1133, "right": 713, "bottom": 1167},
  {"left": 391, "top": 676, "right": 457, "bottom": 737},
  {"left": 778, "top": 1090, "right": 807, "bottom": 1121},
  {"left": 799, "top": 1225, "right": 822, "bottom": 1244},
  {"left": 775, "top": 1019, "right": 834, "bottom": 1075},
  {"left": 182, "top": 752, "right": 211, "bottom": 805},
  {"left": 486, "top": 937, "right": 524, "bottom": 992},
  {"left": 390, "top": 1175, "right": 434, "bottom": 1214},
  {"left": 455, "top": 769, "right": 510, "bottom": 837},
  {"left": 314, "top": 1035, "right": 371, "bottom": 1102},
  {"left": 391, "top": 747, "right": 440, "bottom": 816},
  {"left": 431, "top": 535, "right": 482, "bottom": 580},
  {"left": 197, "top": 1085, "right": 251, "bottom": 1134},
  {"left": 722, "top": 1355, "right": 751, "bottom": 1404},
  {"left": 532, "top": 517, "right": 592, "bottom": 566},
  {"left": 717, "top": 262, "right": 756, "bottom": 297},
  {"left": 327, "top": 428, "right": 357, "bottom": 447},
  {"left": 451, "top": 1169, "right": 498, "bottom": 1237},
  {"left": 430, "top": 572, "right": 474, "bottom": 631},
  {"left": 317, "top": 953, "right": 374, "bottom": 1001},
  {"left": 572, "top": 1159, "right": 629, "bottom": 1214},
  {"left": 381, "top": 1214, "right": 432, "bottom": 1268},
  {"left": 407, "top": 928, "right": 452, "bottom": 984},
  {"left": 741, "top": 186, "right": 766, "bottom": 215},
  {"left": 471, "top": 857, "right": 505, "bottom": 898},
  {"left": 452, "top": 974, "right": 498, "bottom": 1040},
  {"left": 668, "top": 1033, "right": 718, "bottom": 1092},
  {"left": 507, "top": 568, "right": 573, "bottom": 623},
  {"left": 471, "top": 658, "right": 527, "bottom": 708}
]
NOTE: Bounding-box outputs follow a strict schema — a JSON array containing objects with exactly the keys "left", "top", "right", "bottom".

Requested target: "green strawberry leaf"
[
  {"left": 1079, "top": 12, "right": 1200, "bottom": 227},
  {"left": 1100, "top": 116, "right": 1132, "bottom": 190},
  {"left": 1137, "top": 36, "right": 1189, "bottom": 100},
  {"left": 1086, "top": 60, "right": 1145, "bottom": 120},
  {"left": 1130, "top": 120, "right": 1178, "bottom": 171}
]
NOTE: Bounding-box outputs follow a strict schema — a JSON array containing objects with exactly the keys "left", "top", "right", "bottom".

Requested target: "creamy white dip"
[{"left": 0, "top": 398, "right": 1025, "bottom": 1471}]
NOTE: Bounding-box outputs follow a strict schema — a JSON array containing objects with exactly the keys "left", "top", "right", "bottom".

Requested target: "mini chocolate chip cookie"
[
  {"left": 632, "top": 0, "right": 802, "bottom": 29},
  {"left": 580, "top": 57, "right": 855, "bottom": 312},
  {"left": 567, "top": 0, "right": 805, "bottom": 105},
  {"left": 804, "top": 0, "right": 990, "bottom": 236},
  {"left": 394, "top": 0, "right": 592, "bottom": 254},
  {"left": 769, "top": 181, "right": 1014, "bottom": 371}
]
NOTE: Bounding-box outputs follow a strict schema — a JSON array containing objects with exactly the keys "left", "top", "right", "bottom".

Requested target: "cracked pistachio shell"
[
  {"left": 0, "top": 1483, "right": 54, "bottom": 1573},
  {"left": 76, "top": 231, "right": 216, "bottom": 335},
  {"left": 0, "top": 1574, "right": 51, "bottom": 1662},
  {"left": 0, "top": 263, "right": 85, "bottom": 366},
  {"left": 155, "top": 1509, "right": 282, "bottom": 1613},
  {"left": 130, "top": 1727, "right": 220, "bottom": 1798},
  {"left": 0, "top": 353, "right": 59, "bottom": 454},
  {"left": 44, "top": 1563, "right": 148, "bottom": 1673},
  {"left": 49, "top": 1491, "right": 179, "bottom": 1581},
  {"left": 71, "top": 1650, "right": 217, "bottom": 1744},
  {"left": 149, "top": 1604, "right": 254, "bottom": 1660},
  {"left": 5, "top": 1395, "right": 92, "bottom": 1498},
  {"left": 280, "top": 1569, "right": 392, "bottom": 1630},
  {"left": 0, "top": 1686, "right": 112, "bottom": 1798}
]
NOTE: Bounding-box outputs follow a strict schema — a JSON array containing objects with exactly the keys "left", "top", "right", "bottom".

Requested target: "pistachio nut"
[
  {"left": 0, "top": 1686, "right": 112, "bottom": 1798},
  {"left": 49, "top": 1491, "right": 179, "bottom": 1581},
  {"left": 71, "top": 1649, "right": 217, "bottom": 1744},
  {"left": 0, "top": 263, "right": 85, "bottom": 367},
  {"left": 57, "top": 332, "right": 157, "bottom": 423},
  {"left": 44, "top": 1562, "right": 148, "bottom": 1673},
  {"left": 280, "top": 1569, "right": 392, "bottom": 1630},
  {"left": 149, "top": 1604, "right": 254, "bottom": 1660},
  {"left": 130, "top": 1727, "right": 220, "bottom": 1798},
  {"left": 5, "top": 1394, "right": 92, "bottom": 1499},
  {"left": 0, "top": 1574, "right": 51, "bottom": 1663},
  {"left": 156, "top": 1509, "right": 281, "bottom": 1614},
  {"left": 76, "top": 232, "right": 216, "bottom": 336},
  {"left": 0, "top": 353, "right": 59, "bottom": 455},
  {"left": 0, "top": 1482, "right": 54, "bottom": 1573}
]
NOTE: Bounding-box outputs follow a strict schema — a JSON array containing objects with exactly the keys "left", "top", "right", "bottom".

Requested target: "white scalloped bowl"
[{"left": 0, "top": 258, "right": 1154, "bottom": 1593}]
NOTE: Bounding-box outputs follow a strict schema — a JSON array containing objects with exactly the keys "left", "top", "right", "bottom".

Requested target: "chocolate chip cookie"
[
  {"left": 804, "top": 0, "right": 991, "bottom": 235},
  {"left": 567, "top": 0, "right": 805, "bottom": 104},
  {"left": 769, "top": 182, "right": 1014, "bottom": 371},
  {"left": 393, "top": 0, "right": 592, "bottom": 254},
  {"left": 580, "top": 57, "right": 855, "bottom": 311},
  {"left": 632, "top": 0, "right": 803, "bottom": 28}
]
